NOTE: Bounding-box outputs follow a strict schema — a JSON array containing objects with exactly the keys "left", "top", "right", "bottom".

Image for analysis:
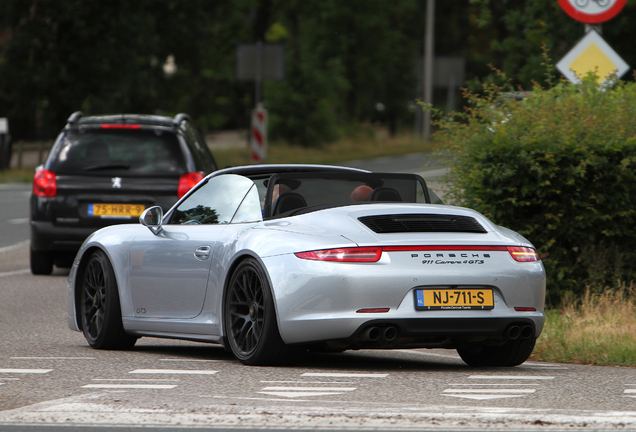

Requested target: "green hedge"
[{"left": 434, "top": 76, "right": 636, "bottom": 302}]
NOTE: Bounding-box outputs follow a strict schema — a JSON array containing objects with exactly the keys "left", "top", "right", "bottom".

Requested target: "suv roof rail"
[
  {"left": 173, "top": 113, "right": 191, "bottom": 127},
  {"left": 67, "top": 111, "right": 83, "bottom": 125}
]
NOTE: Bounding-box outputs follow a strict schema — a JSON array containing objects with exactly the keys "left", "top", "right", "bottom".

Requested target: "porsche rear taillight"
[
  {"left": 33, "top": 169, "right": 57, "bottom": 197},
  {"left": 178, "top": 172, "right": 204, "bottom": 198},
  {"left": 295, "top": 247, "right": 382, "bottom": 262},
  {"left": 507, "top": 247, "right": 540, "bottom": 262},
  {"left": 295, "top": 245, "right": 540, "bottom": 263}
]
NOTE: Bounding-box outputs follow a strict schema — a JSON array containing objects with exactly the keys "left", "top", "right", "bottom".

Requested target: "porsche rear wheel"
[
  {"left": 457, "top": 337, "right": 536, "bottom": 367},
  {"left": 80, "top": 250, "right": 137, "bottom": 350},
  {"left": 224, "top": 258, "right": 290, "bottom": 365}
]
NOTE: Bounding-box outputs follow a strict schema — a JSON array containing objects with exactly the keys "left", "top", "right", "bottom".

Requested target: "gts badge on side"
[{"left": 136, "top": 308, "right": 146, "bottom": 314}]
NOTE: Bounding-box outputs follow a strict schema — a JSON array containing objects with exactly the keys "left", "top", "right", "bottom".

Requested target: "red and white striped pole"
[{"left": 250, "top": 104, "right": 267, "bottom": 164}]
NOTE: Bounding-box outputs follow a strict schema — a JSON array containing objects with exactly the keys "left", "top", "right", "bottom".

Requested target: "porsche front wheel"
[
  {"left": 224, "top": 258, "right": 290, "bottom": 365},
  {"left": 457, "top": 337, "right": 536, "bottom": 367},
  {"left": 80, "top": 250, "right": 137, "bottom": 350}
]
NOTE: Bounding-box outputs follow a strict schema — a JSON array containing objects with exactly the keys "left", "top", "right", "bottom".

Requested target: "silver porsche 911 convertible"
[{"left": 67, "top": 164, "right": 546, "bottom": 367}]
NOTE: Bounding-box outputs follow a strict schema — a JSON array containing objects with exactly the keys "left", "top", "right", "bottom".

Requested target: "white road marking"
[
  {"left": 261, "top": 386, "right": 356, "bottom": 392},
  {"left": 0, "top": 369, "right": 52, "bottom": 374},
  {"left": 624, "top": 389, "right": 636, "bottom": 393},
  {"left": 444, "top": 389, "right": 536, "bottom": 394},
  {"left": 469, "top": 375, "right": 554, "bottom": 380},
  {"left": 449, "top": 383, "right": 538, "bottom": 386},
  {"left": 396, "top": 349, "right": 462, "bottom": 359},
  {"left": 0, "top": 240, "right": 29, "bottom": 254},
  {"left": 0, "top": 269, "right": 30, "bottom": 278},
  {"left": 129, "top": 369, "right": 218, "bottom": 375},
  {"left": 92, "top": 379, "right": 180, "bottom": 382},
  {"left": 159, "top": 359, "right": 222, "bottom": 362},
  {"left": 261, "top": 380, "right": 356, "bottom": 384},
  {"left": 257, "top": 391, "right": 344, "bottom": 398},
  {"left": 8, "top": 218, "right": 29, "bottom": 224},
  {"left": 443, "top": 393, "right": 528, "bottom": 400},
  {"left": 301, "top": 373, "right": 388, "bottom": 378},
  {"left": 82, "top": 384, "right": 177, "bottom": 389},
  {"left": 11, "top": 357, "right": 95, "bottom": 360},
  {"left": 442, "top": 374, "right": 551, "bottom": 400},
  {"left": 522, "top": 362, "right": 569, "bottom": 369}
]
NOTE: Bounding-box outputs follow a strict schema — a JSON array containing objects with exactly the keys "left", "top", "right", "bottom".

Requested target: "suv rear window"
[{"left": 49, "top": 129, "right": 187, "bottom": 176}]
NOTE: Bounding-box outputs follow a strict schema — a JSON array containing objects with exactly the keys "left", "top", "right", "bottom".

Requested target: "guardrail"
[{"left": 12, "top": 141, "right": 54, "bottom": 169}]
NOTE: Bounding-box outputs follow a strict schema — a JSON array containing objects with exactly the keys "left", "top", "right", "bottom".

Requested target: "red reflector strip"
[
  {"left": 101, "top": 124, "right": 141, "bottom": 129},
  {"left": 356, "top": 308, "right": 390, "bottom": 313},
  {"left": 514, "top": 307, "right": 537, "bottom": 312},
  {"left": 295, "top": 247, "right": 382, "bottom": 262},
  {"left": 381, "top": 245, "right": 508, "bottom": 252}
]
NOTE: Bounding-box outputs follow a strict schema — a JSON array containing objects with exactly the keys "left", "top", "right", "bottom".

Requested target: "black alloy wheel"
[
  {"left": 80, "top": 250, "right": 137, "bottom": 350},
  {"left": 224, "top": 258, "right": 290, "bottom": 365}
]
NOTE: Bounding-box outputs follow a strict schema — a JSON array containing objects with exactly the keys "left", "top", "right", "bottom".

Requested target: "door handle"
[{"left": 194, "top": 246, "right": 211, "bottom": 261}]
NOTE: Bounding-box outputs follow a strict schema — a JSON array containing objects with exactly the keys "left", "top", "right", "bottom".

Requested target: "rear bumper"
[
  {"left": 306, "top": 317, "right": 540, "bottom": 350},
  {"left": 30, "top": 220, "right": 97, "bottom": 252}
]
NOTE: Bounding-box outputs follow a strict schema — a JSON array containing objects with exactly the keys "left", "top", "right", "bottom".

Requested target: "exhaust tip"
[
  {"left": 521, "top": 325, "right": 534, "bottom": 339},
  {"left": 506, "top": 325, "right": 521, "bottom": 340},
  {"left": 363, "top": 327, "right": 381, "bottom": 341},
  {"left": 383, "top": 326, "right": 398, "bottom": 341}
]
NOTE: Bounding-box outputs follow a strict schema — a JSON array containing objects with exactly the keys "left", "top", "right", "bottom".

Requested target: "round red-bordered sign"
[{"left": 558, "top": 0, "right": 627, "bottom": 24}]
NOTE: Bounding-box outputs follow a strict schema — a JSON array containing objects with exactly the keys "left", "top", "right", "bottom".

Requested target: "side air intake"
[{"left": 358, "top": 214, "right": 487, "bottom": 234}]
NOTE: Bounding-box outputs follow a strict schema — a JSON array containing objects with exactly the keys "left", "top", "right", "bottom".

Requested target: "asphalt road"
[
  {"left": 1, "top": 156, "right": 636, "bottom": 431},
  {"left": 0, "top": 183, "right": 30, "bottom": 249}
]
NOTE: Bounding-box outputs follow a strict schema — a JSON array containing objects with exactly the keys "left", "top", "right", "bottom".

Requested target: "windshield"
[
  {"left": 48, "top": 129, "right": 187, "bottom": 176},
  {"left": 169, "top": 174, "right": 261, "bottom": 225}
]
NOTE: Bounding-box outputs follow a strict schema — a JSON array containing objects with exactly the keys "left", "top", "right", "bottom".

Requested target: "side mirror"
[{"left": 140, "top": 206, "right": 164, "bottom": 235}]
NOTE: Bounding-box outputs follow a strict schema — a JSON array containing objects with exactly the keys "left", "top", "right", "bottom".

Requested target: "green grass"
[
  {"left": 213, "top": 132, "right": 438, "bottom": 169},
  {"left": 0, "top": 167, "right": 36, "bottom": 183},
  {"left": 533, "top": 283, "right": 636, "bottom": 367}
]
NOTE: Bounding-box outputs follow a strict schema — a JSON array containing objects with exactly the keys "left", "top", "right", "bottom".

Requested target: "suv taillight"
[
  {"left": 33, "top": 170, "right": 57, "bottom": 197},
  {"left": 101, "top": 124, "right": 141, "bottom": 129},
  {"left": 178, "top": 172, "right": 204, "bottom": 198}
]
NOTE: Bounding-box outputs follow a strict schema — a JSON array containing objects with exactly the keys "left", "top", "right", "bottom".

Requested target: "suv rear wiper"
[{"left": 84, "top": 163, "right": 131, "bottom": 171}]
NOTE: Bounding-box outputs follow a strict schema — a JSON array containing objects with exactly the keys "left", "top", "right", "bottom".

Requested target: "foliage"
[
  {"left": 3, "top": 0, "right": 636, "bottom": 147},
  {"left": 466, "top": 0, "right": 636, "bottom": 91},
  {"left": 434, "top": 70, "right": 636, "bottom": 301},
  {"left": 534, "top": 283, "right": 636, "bottom": 367},
  {"left": 265, "top": 0, "right": 420, "bottom": 145},
  {"left": 0, "top": 0, "right": 253, "bottom": 139}
]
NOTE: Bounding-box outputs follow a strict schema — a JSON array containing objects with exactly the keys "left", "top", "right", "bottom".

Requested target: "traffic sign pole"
[{"left": 250, "top": 104, "right": 267, "bottom": 164}]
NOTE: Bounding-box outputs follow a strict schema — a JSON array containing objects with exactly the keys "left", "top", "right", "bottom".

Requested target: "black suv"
[{"left": 30, "top": 112, "right": 218, "bottom": 275}]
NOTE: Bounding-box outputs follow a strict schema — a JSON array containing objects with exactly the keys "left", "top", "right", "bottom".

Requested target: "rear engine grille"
[{"left": 358, "top": 214, "right": 487, "bottom": 234}]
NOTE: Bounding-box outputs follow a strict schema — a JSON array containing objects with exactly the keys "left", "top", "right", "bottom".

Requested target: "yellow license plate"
[
  {"left": 415, "top": 288, "right": 494, "bottom": 310},
  {"left": 88, "top": 203, "right": 145, "bottom": 218}
]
